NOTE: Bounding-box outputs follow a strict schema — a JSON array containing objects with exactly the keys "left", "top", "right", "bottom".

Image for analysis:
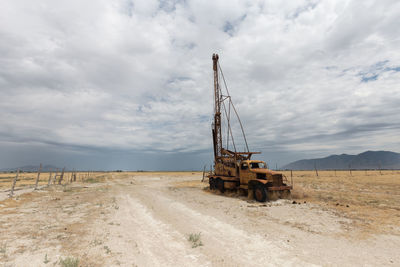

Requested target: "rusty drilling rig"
[{"left": 208, "top": 54, "right": 292, "bottom": 202}]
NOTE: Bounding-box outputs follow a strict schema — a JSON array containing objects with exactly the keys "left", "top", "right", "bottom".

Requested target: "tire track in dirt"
[
  {"left": 107, "top": 194, "right": 211, "bottom": 266},
  {"left": 109, "top": 178, "right": 311, "bottom": 266}
]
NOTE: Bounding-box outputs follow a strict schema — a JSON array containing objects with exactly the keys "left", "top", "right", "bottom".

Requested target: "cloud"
[{"left": 0, "top": 0, "right": 399, "bottom": 169}]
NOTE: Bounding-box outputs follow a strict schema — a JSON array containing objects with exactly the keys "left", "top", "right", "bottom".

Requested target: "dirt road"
[{"left": 1, "top": 173, "right": 399, "bottom": 266}]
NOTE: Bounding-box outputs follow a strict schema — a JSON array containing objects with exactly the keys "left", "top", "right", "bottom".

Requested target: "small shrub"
[
  {"left": 104, "top": 245, "right": 111, "bottom": 254},
  {"left": 59, "top": 256, "right": 79, "bottom": 267},
  {"left": 44, "top": 253, "right": 50, "bottom": 264},
  {"left": 188, "top": 232, "right": 203, "bottom": 248},
  {"left": 0, "top": 243, "right": 6, "bottom": 254}
]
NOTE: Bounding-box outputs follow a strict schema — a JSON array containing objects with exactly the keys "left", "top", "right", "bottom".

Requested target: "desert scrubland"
[{"left": 0, "top": 170, "right": 399, "bottom": 266}]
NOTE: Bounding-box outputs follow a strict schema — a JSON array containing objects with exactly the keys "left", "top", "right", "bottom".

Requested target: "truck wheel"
[
  {"left": 254, "top": 185, "right": 267, "bottom": 202},
  {"left": 209, "top": 178, "right": 215, "bottom": 190},
  {"left": 216, "top": 178, "right": 225, "bottom": 193}
]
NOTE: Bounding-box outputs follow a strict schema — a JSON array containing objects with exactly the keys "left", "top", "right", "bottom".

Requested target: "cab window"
[
  {"left": 241, "top": 163, "right": 248, "bottom": 170},
  {"left": 250, "top": 162, "right": 266, "bottom": 169},
  {"left": 250, "top": 163, "right": 259, "bottom": 169}
]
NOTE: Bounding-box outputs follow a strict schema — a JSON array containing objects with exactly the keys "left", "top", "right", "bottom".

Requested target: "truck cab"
[
  {"left": 239, "top": 159, "right": 291, "bottom": 201},
  {"left": 239, "top": 160, "right": 267, "bottom": 183}
]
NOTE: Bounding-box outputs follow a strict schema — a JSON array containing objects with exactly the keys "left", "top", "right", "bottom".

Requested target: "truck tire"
[
  {"left": 216, "top": 178, "right": 225, "bottom": 193},
  {"left": 254, "top": 185, "right": 267, "bottom": 202},
  {"left": 209, "top": 178, "right": 216, "bottom": 190}
]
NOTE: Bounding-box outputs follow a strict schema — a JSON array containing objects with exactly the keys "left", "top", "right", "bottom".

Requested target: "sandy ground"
[{"left": 0, "top": 172, "right": 399, "bottom": 266}]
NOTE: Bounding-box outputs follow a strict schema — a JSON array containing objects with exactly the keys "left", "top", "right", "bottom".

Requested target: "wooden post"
[
  {"left": 349, "top": 164, "right": 352, "bottom": 176},
  {"left": 9, "top": 169, "right": 20, "bottom": 197},
  {"left": 34, "top": 163, "right": 42, "bottom": 190},
  {"left": 290, "top": 169, "right": 293, "bottom": 179},
  {"left": 73, "top": 171, "right": 76, "bottom": 182},
  {"left": 53, "top": 169, "right": 58, "bottom": 184},
  {"left": 379, "top": 162, "right": 382, "bottom": 175},
  {"left": 201, "top": 165, "right": 206, "bottom": 182},
  {"left": 47, "top": 168, "right": 53, "bottom": 186},
  {"left": 58, "top": 167, "right": 65, "bottom": 185},
  {"left": 314, "top": 162, "right": 319, "bottom": 177}
]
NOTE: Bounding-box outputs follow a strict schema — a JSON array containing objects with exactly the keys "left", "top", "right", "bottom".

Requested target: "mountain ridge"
[{"left": 282, "top": 150, "right": 400, "bottom": 170}]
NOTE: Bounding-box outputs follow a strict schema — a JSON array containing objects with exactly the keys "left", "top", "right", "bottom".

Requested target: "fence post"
[
  {"left": 58, "top": 167, "right": 65, "bottom": 185},
  {"left": 9, "top": 169, "right": 20, "bottom": 197},
  {"left": 314, "top": 162, "right": 319, "bottom": 177},
  {"left": 47, "top": 168, "right": 53, "bottom": 186},
  {"left": 201, "top": 165, "right": 206, "bottom": 182},
  {"left": 53, "top": 169, "right": 58, "bottom": 184},
  {"left": 34, "top": 163, "right": 42, "bottom": 190}
]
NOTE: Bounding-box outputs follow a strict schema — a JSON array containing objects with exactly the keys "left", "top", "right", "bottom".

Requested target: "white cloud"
[{"left": 0, "top": 0, "right": 399, "bottom": 168}]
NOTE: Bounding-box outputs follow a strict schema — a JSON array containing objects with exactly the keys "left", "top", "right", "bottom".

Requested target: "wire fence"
[{"left": 0, "top": 165, "right": 97, "bottom": 198}]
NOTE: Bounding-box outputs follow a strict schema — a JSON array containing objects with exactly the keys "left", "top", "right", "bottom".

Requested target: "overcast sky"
[{"left": 0, "top": 0, "right": 399, "bottom": 170}]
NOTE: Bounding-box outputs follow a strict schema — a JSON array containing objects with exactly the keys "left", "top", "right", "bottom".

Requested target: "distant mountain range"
[
  {"left": 282, "top": 151, "right": 400, "bottom": 170},
  {"left": 0, "top": 165, "right": 61, "bottom": 172}
]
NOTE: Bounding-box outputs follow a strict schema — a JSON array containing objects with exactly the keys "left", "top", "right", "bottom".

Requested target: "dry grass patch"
[{"left": 282, "top": 170, "right": 400, "bottom": 235}]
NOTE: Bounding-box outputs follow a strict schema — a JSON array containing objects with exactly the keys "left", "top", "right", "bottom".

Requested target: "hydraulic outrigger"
[{"left": 208, "top": 54, "right": 292, "bottom": 202}]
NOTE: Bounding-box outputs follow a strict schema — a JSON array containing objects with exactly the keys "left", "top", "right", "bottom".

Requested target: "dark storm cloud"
[{"left": 0, "top": 0, "right": 399, "bottom": 169}]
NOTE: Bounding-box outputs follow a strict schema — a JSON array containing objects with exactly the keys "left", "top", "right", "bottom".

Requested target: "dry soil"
[{"left": 0, "top": 171, "right": 399, "bottom": 266}]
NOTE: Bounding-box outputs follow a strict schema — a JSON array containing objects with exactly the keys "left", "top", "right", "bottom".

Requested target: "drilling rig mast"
[{"left": 212, "top": 54, "right": 222, "bottom": 162}]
